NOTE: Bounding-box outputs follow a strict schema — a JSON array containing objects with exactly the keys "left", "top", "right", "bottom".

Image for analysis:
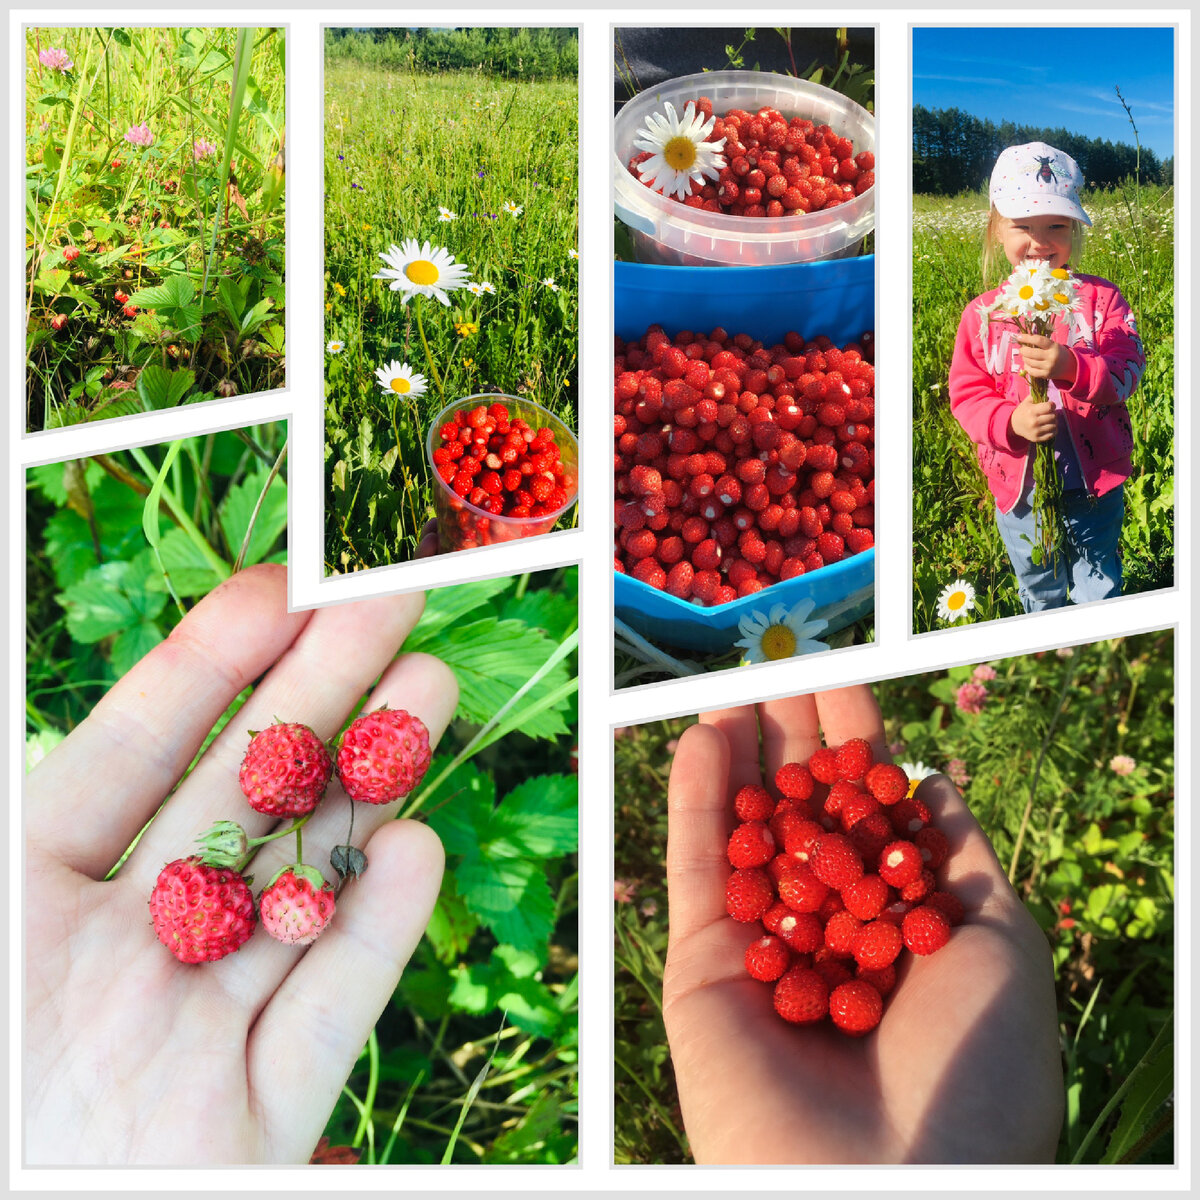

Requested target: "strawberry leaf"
[
  {"left": 455, "top": 855, "right": 555, "bottom": 958},
  {"left": 422, "top": 757, "right": 495, "bottom": 857},
  {"left": 484, "top": 774, "right": 577, "bottom": 858},
  {"left": 447, "top": 946, "right": 563, "bottom": 1037},
  {"left": 425, "top": 872, "right": 480, "bottom": 964}
]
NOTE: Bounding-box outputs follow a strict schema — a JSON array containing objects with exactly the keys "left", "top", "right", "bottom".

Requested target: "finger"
[
  {"left": 416, "top": 518, "right": 439, "bottom": 559},
  {"left": 699, "top": 704, "right": 761, "bottom": 795},
  {"left": 666, "top": 723, "right": 733, "bottom": 943},
  {"left": 213, "top": 651, "right": 458, "bottom": 1014},
  {"left": 755, "top": 692, "right": 820, "bottom": 786},
  {"left": 124, "top": 589, "right": 428, "bottom": 893},
  {"left": 248, "top": 818, "right": 445, "bottom": 1159},
  {"left": 27, "top": 564, "right": 310, "bottom": 878}
]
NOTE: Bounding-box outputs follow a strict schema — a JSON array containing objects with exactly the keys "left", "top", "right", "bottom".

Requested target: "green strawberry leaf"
[
  {"left": 136, "top": 364, "right": 199, "bottom": 410},
  {"left": 422, "top": 756, "right": 496, "bottom": 858},
  {"left": 494, "top": 587, "right": 578, "bottom": 642},
  {"left": 455, "top": 855, "right": 556, "bottom": 958},
  {"left": 425, "top": 871, "right": 481, "bottom": 964},
  {"left": 129, "top": 275, "right": 203, "bottom": 340},
  {"left": 217, "top": 469, "right": 287, "bottom": 566},
  {"left": 408, "top": 577, "right": 515, "bottom": 640},
  {"left": 58, "top": 558, "right": 166, "bottom": 644},
  {"left": 152, "top": 527, "right": 231, "bottom": 597},
  {"left": 447, "top": 948, "right": 563, "bottom": 1037},
  {"left": 484, "top": 774, "right": 578, "bottom": 858}
]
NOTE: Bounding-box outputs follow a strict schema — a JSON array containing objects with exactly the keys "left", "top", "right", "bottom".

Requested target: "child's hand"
[
  {"left": 1016, "top": 334, "right": 1077, "bottom": 384},
  {"left": 1010, "top": 396, "right": 1058, "bottom": 444}
]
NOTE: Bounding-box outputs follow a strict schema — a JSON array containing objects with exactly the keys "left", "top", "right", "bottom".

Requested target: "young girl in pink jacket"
[{"left": 947, "top": 142, "right": 1145, "bottom": 610}]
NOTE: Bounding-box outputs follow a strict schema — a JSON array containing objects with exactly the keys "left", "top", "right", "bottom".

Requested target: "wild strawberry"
[
  {"left": 726, "top": 867, "right": 774, "bottom": 922},
  {"left": 851, "top": 919, "right": 903, "bottom": 970},
  {"left": 900, "top": 868, "right": 936, "bottom": 903},
  {"left": 336, "top": 707, "right": 432, "bottom": 805},
  {"left": 823, "top": 909, "right": 862, "bottom": 956},
  {"left": 727, "top": 821, "right": 775, "bottom": 869},
  {"left": 889, "top": 795, "right": 931, "bottom": 835},
  {"left": 239, "top": 722, "right": 333, "bottom": 817},
  {"left": 149, "top": 856, "right": 256, "bottom": 963},
  {"left": 734, "top": 783, "right": 774, "bottom": 821},
  {"left": 773, "top": 966, "right": 829, "bottom": 1024},
  {"left": 864, "top": 762, "right": 909, "bottom": 805},
  {"left": 807, "top": 746, "right": 840, "bottom": 784},
  {"left": 834, "top": 737, "right": 874, "bottom": 781},
  {"left": 50, "top": 314, "right": 68, "bottom": 331},
  {"left": 902, "top": 904, "right": 952, "bottom": 955},
  {"left": 926, "top": 890, "right": 966, "bottom": 926},
  {"left": 259, "top": 865, "right": 336, "bottom": 946},
  {"left": 828, "top": 979, "right": 883, "bottom": 1035},
  {"left": 878, "top": 840, "right": 923, "bottom": 888},
  {"left": 914, "top": 825, "right": 950, "bottom": 870},
  {"left": 855, "top": 963, "right": 896, "bottom": 996},
  {"left": 810, "top": 833, "right": 864, "bottom": 890},
  {"left": 776, "top": 863, "right": 829, "bottom": 912},
  {"left": 840, "top": 873, "right": 890, "bottom": 920},
  {"left": 777, "top": 909, "right": 824, "bottom": 953},
  {"left": 745, "top": 935, "right": 791, "bottom": 982}
]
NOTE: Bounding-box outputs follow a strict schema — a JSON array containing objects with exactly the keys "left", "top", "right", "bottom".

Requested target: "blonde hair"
[{"left": 981, "top": 205, "right": 1087, "bottom": 288}]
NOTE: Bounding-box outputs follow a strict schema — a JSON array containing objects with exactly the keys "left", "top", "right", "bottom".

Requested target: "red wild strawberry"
[
  {"left": 851, "top": 919, "right": 903, "bottom": 970},
  {"left": 914, "top": 825, "right": 950, "bottom": 870},
  {"left": 902, "top": 904, "right": 952, "bottom": 955},
  {"left": 840, "top": 873, "right": 890, "bottom": 921},
  {"left": 864, "top": 762, "right": 909, "bottom": 805},
  {"left": 776, "top": 863, "right": 829, "bottom": 913},
  {"left": 834, "top": 737, "right": 874, "bottom": 782},
  {"left": 259, "top": 865, "right": 336, "bottom": 946},
  {"left": 777, "top": 910, "right": 824, "bottom": 953},
  {"left": 810, "top": 833, "right": 864, "bottom": 890},
  {"left": 773, "top": 966, "right": 829, "bottom": 1024},
  {"left": 727, "top": 821, "right": 776, "bottom": 869},
  {"left": 726, "top": 867, "right": 774, "bottom": 922},
  {"left": 926, "top": 890, "right": 966, "bottom": 926},
  {"left": 878, "top": 840, "right": 923, "bottom": 888},
  {"left": 239, "top": 722, "right": 333, "bottom": 817},
  {"left": 745, "top": 935, "right": 791, "bottom": 982},
  {"left": 149, "top": 856, "right": 256, "bottom": 963},
  {"left": 889, "top": 795, "right": 932, "bottom": 835},
  {"left": 828, "top": 979, "right": 883, "bottom": 1035},
  {"left": 336, "top": 707, "right": 432, "bottom": 805},
  {"left": 734, "top": 783, "right": 774, "bottom": 821},
  {"left": 775, "top": 761, "right": 815, "bottom": 800},
  {"left": 856, "top": 963, "right": 897, "bottom": 996},
  {"left": 823, "top": 909, "right": 862, "bottom": 956}
]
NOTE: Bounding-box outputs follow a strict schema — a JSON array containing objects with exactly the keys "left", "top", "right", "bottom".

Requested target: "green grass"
[
  {"left": 912, "top": 185, "right": 1174, "bottom": 630},
  {"left": 25, "top": 26, "right": 286, "bottom": 430},
  {"left": 614, "top": 634, "right": 1174, "bottom": 1164},
  {"left": 323, "top": 43, "right": 578, "bottom": 571}
]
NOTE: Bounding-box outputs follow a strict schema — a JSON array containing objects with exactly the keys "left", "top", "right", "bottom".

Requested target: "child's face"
[{"left": 998, "top": 214, "right": 1074, "bottom": 270}]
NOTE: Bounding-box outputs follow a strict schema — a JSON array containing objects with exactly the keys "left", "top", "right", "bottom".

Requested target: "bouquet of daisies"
[{"left": 985, "top": 260, "right": 1079, "bottom": 572}]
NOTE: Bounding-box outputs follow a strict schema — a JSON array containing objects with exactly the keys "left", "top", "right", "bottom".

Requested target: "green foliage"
[
  {"left": 25, "top": 26, "right": 286, "bottom": 430},
  {"left": 912, "top": 186, "right": 1174, "bottom": 629},
  {"left": 614, "top": 635, "right": 1173, "bottom": 1164},
  {"left": 323, "top": 43, "right": 578, "bottom": 568}
]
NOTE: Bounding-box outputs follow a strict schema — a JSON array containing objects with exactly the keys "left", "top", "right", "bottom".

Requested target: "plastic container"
[
  {"left": 614, "top": 70, "right": 874, "bottom": 267},
  {"left": 427, "top": 394, "right": 578, "bottom": 552},
  {"left": 614, "top": 255, "right": 876, "bottom": 653}
]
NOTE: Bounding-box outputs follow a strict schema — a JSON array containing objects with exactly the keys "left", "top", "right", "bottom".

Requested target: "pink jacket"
[{"left": 947, "top": 273, "right": 1143, "bottom": 512}]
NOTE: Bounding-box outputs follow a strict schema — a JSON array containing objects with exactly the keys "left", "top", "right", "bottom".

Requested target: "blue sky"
[{"left": 912, "top": 27, "right": 1175, "bottom": 160}]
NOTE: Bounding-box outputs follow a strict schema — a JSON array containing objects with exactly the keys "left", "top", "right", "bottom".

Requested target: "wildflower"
[
  {"left": 373, "top": 239, "right": 470, "bottom": 307},
  {"left": 192, "top": 138, "right": 218, "bottom": 160},
  {"left": 568, "top": 248, "right": 579, "bottom": 260},
  {"left": 1109, "top": 754, "right": 1137, "bottom": 777},
  {"left": 38, "top": 47, "right": 73, "bottom": 72},
  {"left": 640, "top": 898, "right": 659, "bottom": 918},
  {"left": 972, "top": 663, "right": 997, "bottom": 683},
  {"left": 735, "top": 599, "right": 829, "bottom": 664},
  {"left": 936, "top": 578, "right": 975, "bottom": 623},
  {"left": 1056, "top": 646, "right": 1075, "bottom": 658},
  {"left": 326, "top": 339, "right": 345, "bottom": 354},
  {"left": 461, "top": 357, "right": 474, "bottom": 369},
  {"left": 466, "top": 280, "right": 495, "bottom": 296},
  {"left": 614, "top": 879, "right": 638, "bottom": 904},
  {"left": 946, "top": 758, "right": 972, "bottom": 788},
  {"left": 437, "top": 206, "right": 457, "bottom": 222},
  {"left": 900, "top": 761, "right": 937, "bottom": 782},
  {"left": 124, "top": 123, "right": 154, "bottom": 148},
  {"left": 453, "top": 321, "right": 477, "bottom": 338},
  {"left": 633, "top": 100, "right": 726, "bottom": 199},
  {"left": 955, "top": 681, "right": 988, "bottom": 716},
  {"left": 542, "top": 277, "right": 559, "bottom": 292},
  {"left": 501, "top": 200, "right": 523, "bottom": 216},
  {"left": 374, "top": 360, "right": 427, "bottom": 397}
]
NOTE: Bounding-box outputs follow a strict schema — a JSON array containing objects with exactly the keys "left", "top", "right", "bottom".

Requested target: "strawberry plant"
[{"left": 25, "top": 26, "right": 286, "bottom": 431}]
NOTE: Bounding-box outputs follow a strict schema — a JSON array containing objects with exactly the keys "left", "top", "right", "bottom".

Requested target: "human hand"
[
  {"left": 25, "top": 564, "right": 458, "bottom": 1165},
  {"left": 1010, "top": 396, "right": 1058, "bottom": 444},
  {"left": 663, "top": 686, "right": 1063, "bottom": 1164},
  {"left": 416, "top": 517, "right": 440, "bottom": 559},
  {"left": 1016, "top": 334, "right": 1077, "bottom": 384}
]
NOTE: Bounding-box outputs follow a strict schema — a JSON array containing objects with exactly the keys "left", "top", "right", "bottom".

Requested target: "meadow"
[
  {"left": 911, "top": 184, "right": 1175, "bottom": 630},
  {"left": 613, "top": 634, "right": 1174, "bottom": 1164},
  {"left": 323, "top": 37, "right": 579, "bottom": 571},
  {"left": 25, "top": 27, "right": 286, "bottom": 431},
  {"left": 27, "top": 430, "right": 579, "bottom": 1165}
]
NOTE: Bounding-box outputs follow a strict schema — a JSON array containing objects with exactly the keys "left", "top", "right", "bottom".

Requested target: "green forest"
[
  {"left": 325, "top": 27, "right": 578, "bottom": 79},
  {"left": 913, "top": 105, "right": 1171, "bottom": 194}
]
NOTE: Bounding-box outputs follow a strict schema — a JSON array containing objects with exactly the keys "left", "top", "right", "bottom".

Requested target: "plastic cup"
[
  {"left": 614, "top": 70, "right": 875, "bottom": 267},
  {"left": 426, "top": 394, "right": 579, "bottom": 552}
]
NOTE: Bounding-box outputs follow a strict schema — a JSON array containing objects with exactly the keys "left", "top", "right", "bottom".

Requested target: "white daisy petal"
[
  {"left": 373, "top": 359, "right": 428, "bottom": 398},
  {"left": 734, "top": 599, "right": 829, "bottom": 663},
  {"left": 935, "top": 578, "right": 976, "bottom": 623},
  {"left": 633, "top": 99, "right": 727, "bottom": 201},
  {"left": 373, "top": 237, "right": 471, "bottom": 307}
]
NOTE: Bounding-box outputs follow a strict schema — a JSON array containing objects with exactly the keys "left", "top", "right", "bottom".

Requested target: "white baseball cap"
[{"left": 989, "top": 142, "right": 1092, "bottom": 227}]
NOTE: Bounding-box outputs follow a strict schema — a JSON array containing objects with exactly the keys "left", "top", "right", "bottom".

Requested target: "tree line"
[
  {"left": 326, "top": 27, "right": 578, "bottom": 80},
  {"left": 913, "top": 105, "right": 1172, "bottom": 195}
]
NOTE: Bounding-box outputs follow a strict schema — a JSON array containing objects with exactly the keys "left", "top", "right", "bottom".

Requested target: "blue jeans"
[{"left": 995, "top": 485, "right": 1124, "bottom": 611}]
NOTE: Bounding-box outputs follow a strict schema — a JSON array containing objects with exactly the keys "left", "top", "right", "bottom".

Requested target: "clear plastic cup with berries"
[{"left": 426, "top": 394, "right": 579, "bottom": 552}]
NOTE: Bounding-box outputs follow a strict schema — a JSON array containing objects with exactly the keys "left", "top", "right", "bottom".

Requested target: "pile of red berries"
[
  {"left": 432, "top": 401, "right": 574, "bottom": 521},
  {"left": 614, "top": 324, "right": 874, "bottom": 605},
  {"left": 629, "top": 99, "right": 874, "bottom": 217},
  {"left": 725, "top": 740, "right": 963, "bottom": 1036}
]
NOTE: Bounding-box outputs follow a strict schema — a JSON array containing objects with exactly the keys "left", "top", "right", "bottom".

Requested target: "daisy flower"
[
  {"left": 542, "top": 277, "right": 559, "bottom": 292},
  {"left": 568, "top": 248, "right": 579, "bottom": 260},
  {"left": 734, "top": 599, "right": 829, "bottom": 664},
  {"left": 373, "top": 239, "right": 471, "bottom": 307},
  {"left": 437, "top": 206, "right": 457, "bottom": 222},
  {"left": 326, "top": 339, "right": 345, "bottom": 354},
  {"left": 501, "top": 200, "right": 523, "bottom": 216},
  {"left": 475, "top": 280, "right": 496, "bottom": 295},
  {"left": 900, "top": 761, "right": 937, "bottom": 782},
  {"left": 633, "top": 100, "right": 726, "bottom": 200},
  {"left": 374, "top": 360, "right": 427, "bottom": 397},
  {"left": 936, "top": 578, "right": 975, "bottom": 622}
]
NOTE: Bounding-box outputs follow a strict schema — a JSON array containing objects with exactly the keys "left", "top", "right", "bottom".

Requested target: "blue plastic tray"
[{"left": 614, "top": 256, "right": 876, "bottom": 654}]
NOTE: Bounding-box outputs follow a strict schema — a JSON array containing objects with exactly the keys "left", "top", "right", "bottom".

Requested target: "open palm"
[
  {"left": 663, "top": 686, "right": 1064, "bottom": 1164},
  {"left": 25, "top": 565, "right": 457, "bottom": 1165}
]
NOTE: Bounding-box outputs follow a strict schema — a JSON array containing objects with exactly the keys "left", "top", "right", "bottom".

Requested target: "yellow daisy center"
[
  {"left": 1035, "top": 299, "right": 1050, "bottom": 310},
  {"left": 1053, "top": 292, "right": 1070, "bottom": 304},
  {"left": 1051, "top": 268, "right": 1069, "bottom": 279},
  {"left": 906, "top": 778, "right": 921, "bottom": 799},
  {"left": 946, "top": 590, "right": 967, "bottom": 611},
  {"left": 405, "top": 259, "right": 439, "bottom": 286},
  {"left": 663, "top": 135, "right": 697, "bottom": 171},
  {"left": 1018, "top": 284, "right": 1035, "bottom": 300},
  {"left": 390, "top": 378, "right": 411, "bottom": 394},
  {"left": 760, "top": 624, "right": 796, "bottom": 660}
]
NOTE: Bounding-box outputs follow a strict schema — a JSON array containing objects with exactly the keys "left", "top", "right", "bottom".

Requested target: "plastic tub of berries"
[
  {"left": 614, "top": 70, "right": 874, "bottom": 267},
  {"left": 613, "top": 255, "right": 875, "bottom": 653},
  {"left": 427, "top": 394, "right": 579, "bottom": 552}
]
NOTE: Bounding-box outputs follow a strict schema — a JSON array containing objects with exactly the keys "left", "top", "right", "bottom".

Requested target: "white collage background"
[{"left": 8, "top": 5, "right": 1193, "bottom": 1195}]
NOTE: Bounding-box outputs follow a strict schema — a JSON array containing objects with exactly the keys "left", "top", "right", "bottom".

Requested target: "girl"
[{"left": 947, "top": 142, "right": 1145, "bottom": 611}]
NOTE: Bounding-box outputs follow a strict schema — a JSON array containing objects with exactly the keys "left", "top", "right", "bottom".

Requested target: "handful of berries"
[
  {"left": 629, "top": 98, "right": 874, "bottom": 218},
  {"left": 615, "top": 324, "right": 874, "bottom": 605},
  {"left": 725, "top": 740, "right": 963, "bottom": 1036},
  {"left": 148, "top": 708, "right": 431, "bottom": 964}
]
